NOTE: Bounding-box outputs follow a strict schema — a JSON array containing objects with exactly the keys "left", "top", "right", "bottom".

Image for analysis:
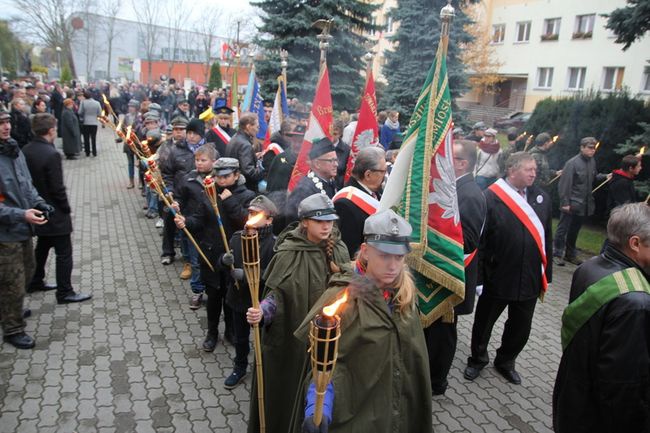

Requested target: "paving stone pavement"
[{"left": 0, "top": 128, "right": 579, "bottom": 432}]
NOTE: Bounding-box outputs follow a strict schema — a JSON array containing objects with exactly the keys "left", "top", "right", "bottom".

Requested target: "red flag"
[
  {"left": 344, "top": 70, "right": 379, "bottom": 183},
  {"left": 287, "top": 65, "right": 333, "bottom": 191}
]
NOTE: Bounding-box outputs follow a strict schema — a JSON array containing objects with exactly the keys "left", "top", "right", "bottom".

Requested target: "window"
[
  {"left": 515, "top": 21, "right": 531, "bottom": 42},
  {"left": 573, "top": 14, "right": 595, "bottom": 38},
  {"left": 602, "top": 67, "right": 625, "bottom": 91},
  {"left": 542, "top": 18, "right": 561, "bottom": 40},
  {"left": 567, "top": 67, "right": 587, "bottom": 90},
  {"left": 492, "top": 24, "right": 505, "bottom": 43},
  {"left": 385, "top": 13, "right": 394, "bottom": 33},
  {"left": 643, "top": 67, "right": 650, "bottom": 92},
  {"left": 536, "top": 68, "right": 554, "bottom": 88}
]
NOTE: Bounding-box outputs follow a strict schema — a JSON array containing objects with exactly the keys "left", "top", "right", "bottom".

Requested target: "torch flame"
[
  {"left": 102, "top": 94, "right": 110, "bottom": 106},
  {"left": 640, "top": 146, "right": 646, "bottom": 156},
  {"left": 116, "top": 118, "right": 123, "bottom": 131},
  {"left": 101, "top": 110, "right": 106, "bottom": 117},
  {"left": 323, "top": 291, "right": 348, "bottom": 317},
  {"left": 552, "top": 135, "right": 559, "bottom": 143},
  {"left": 125, "top": 125, "right": 132, "bottom": 140},
  {"left": 595, "top": 141, "right": 601, "bottom": 150},
  {"left": 246, "top": 212, "right": 266, "bottom": 227}
]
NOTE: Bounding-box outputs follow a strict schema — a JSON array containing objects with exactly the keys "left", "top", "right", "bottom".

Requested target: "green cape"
[
  {"left": 290, "top": 274, "right": 433, "bottom": 433},
  {"left": 247, "top": 222, "right": 351, "bottom": 433}
]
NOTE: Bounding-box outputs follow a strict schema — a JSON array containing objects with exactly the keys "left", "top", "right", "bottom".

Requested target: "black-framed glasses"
[{"left": 317, "top": 158, "right": 339, "bottom": 164}]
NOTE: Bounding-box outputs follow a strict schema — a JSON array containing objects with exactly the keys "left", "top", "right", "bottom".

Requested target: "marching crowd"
[{"left": 0, "top": 78, "right": 649, "bottom": 432}]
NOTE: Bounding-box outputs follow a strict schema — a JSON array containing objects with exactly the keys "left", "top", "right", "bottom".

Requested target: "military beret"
[
  {"left": 363, "top": 209, "right": 412, "bottom": 255},
  {"left": 308, "top": 137, "right": 336, "bottom": 160},
  {"left": 298, "top": 193, "right": 338, "bottom": 221}
]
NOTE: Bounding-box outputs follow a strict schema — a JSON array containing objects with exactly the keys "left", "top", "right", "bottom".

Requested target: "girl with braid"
[{"left": 246, "top": 193, "right": 351, "bottom": 433}]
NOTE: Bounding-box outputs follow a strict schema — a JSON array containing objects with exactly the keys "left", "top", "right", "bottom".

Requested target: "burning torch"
[
  {"left": 308, "top": 290, "right": 348, "bottom": 426},
  {"left": 241, "top": 212, "right": 267, "bottom": 432}
]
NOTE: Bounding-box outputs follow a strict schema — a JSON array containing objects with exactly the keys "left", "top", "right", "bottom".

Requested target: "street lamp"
[{"left": 55, "top": 46, "right": 62, "bottom": 78}]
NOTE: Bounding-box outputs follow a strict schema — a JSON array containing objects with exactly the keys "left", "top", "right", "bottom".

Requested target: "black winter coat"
[
  {"left": 553, "top": 244, "right": 650, "bottom": 433},
  {"left": 204, "top": 125, "right": 235, "bottom": 158},
  {"left": 606, "top": 171, "right": 637, "bottom": 213},
  {"left": 286, "top": 173, "right": 337, "bottom": 223},
  {"left": 22, "top": 137, "right": 73, "bottom": 236},
  {"left": 10, "top": 108, "right": 32, "bottom": 147},
  {"left": 226, "top": 225, "right": 276, "bottom": 312},
  {"left": 159, "top": 139, "right": 195, "bottom": 195},
  {"left": 454, "top": 174, "right": 487, "bottom": 315},
  {"left": 224, "top": 131, "right": 263, "bottom": 191},
  {"left": 334, "top": 139, "right": 351, "bottom": 190},
  {"left": 262, "top": 132, "right": 289, "bottom": 173},
  {"left": 480, "top": 182, "right": 553, "bottom": 301},
  {"left": 334, "top": 177, "right": 379, "bottom": 258},
  {"left": 265, "top": 149, "right": 296, "bottom": 193}
]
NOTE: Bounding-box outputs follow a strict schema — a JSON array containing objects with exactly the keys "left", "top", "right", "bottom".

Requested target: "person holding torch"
[{"left": 292, "top": 209, "right": 433, "bottom": 433}]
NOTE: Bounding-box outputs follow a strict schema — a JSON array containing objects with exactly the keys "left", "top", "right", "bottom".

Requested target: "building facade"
[
  {"left": 69, "top": 12, "right": 231, "bottom": 85},
  {"left": 458, "top": 0, "right": 650, "bottom": 113}
]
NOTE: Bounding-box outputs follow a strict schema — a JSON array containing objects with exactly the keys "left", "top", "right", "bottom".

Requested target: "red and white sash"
[
  {"left": 332, "top": 186, "right": 379, "bottom": 216},
  {"left": 488, "top": 178, "right": 548, "bottom": 292},
  {"left": 464, "top": 250, "right": 478, "bottom": 267},
  {"left": 211, "top": 125, "right": 231, "bottom": 144},
  {"left": 264, "top": 142, "right": 283, "bottom": 156}
]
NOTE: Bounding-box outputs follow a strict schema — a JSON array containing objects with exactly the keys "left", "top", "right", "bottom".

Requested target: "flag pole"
[
  {"left": 280, "top": 49, "right": 288, "bottom": 89},
  {"left": 364, "top": 51, "right": 374, "bottom": 84},
  {"left": 315, "top": 19, "right": 334, "bottom": 71},
  {"left": 440, "top": 1, "right": 455, "bottom": 55}
]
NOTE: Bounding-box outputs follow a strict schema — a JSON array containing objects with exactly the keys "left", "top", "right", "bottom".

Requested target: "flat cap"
[
  {"left": 146, "top": 128, "right": 162, "bottom": 142},
  {"left": 472, "top": 121, "right": 487, "bottom": 130},
  {"left": 128, "top": 99, "right": 140, "bottom": 107},
  {"left": 0, "top": 108, "right": 10, "bottom": 121},
  {"left": 170, "top": 116, "right": 189, "bottom": 128},
  {"left": 580, "top": 136, "right": 598, "bottom": 147},
  {"left": 248, "top": 195, "right": 278, "bottom": 217},
  {"left": 144, "top": 112, "right": 160, "bottom": 122},
  {"left": 149, "top": 102, "right": 162, "bottom": 112},
  {"left": 308, "top": 137, "right": 336, "bottom": 160},
  {"left": 484, "top": 128, "right": 497, "bottom": 136},
  {"left": 214, "top": 157, "right": 239, "bottom": 175},
  {"left": 363, "top": 209, "right": 412, "bottom": 255},
  {"left": 298, "top": 193, "right": 338, "bottom": 221}
]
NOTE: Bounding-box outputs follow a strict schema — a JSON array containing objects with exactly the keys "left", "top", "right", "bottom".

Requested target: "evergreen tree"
[
  {"left": 252, "top": 0, "right": 379, "bottom": 110},
  {"left": 208, "top": 61, "right": 223, "bottom": 90},
  {"left": 381, "top": 0, "right": 476, "bottom": 123},
  {"left": 61, "top": 65, "right": 72, "bottom": 83}
]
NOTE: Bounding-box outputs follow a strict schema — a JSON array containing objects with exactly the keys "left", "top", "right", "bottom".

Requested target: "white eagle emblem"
[
  {"left": 353, "top": 129, "right": 376, "bottom": 149},
  {"left": 428, "top": 137, "right": 460, "bottom": 225}
]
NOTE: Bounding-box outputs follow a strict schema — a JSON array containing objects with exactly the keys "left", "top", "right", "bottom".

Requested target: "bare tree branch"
[
  {"left": 101, "top": 0, "right": 122, "bottom": 79},
  {"left": 131, "top": 0, "right": 164, "bottom": 83}
]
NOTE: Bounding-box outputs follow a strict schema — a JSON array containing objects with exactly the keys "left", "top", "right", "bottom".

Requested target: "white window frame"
[
  {"left": 642, "top": 67, "right": 650, "bottom": 93},
  {"left": 542, "top": 18, "right": 561, "bottom": 39},
  {"left": 385, "top": 12, "right": 394, "bottom": 34},
  {"left": 602, "top": 67, "right": 625, "bottom": 91},
  {"left": 536, "top": 67, "right": 554, "bottom": 89},
  {"left": 567, "top": 67, "right": 587, "bottom": 91},
  {"left": 574, "top": 14, "right": 595, "bottom": 37},
  {"left": 491, "top": 24, "right": 506, "bottom": 44},
  {"left": 515, "top": 21, "right": 531, "bottom": 43}
]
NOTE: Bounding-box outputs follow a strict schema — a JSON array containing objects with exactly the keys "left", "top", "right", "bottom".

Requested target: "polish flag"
[{"left": 287, "top": 65, "right": 333, "bottom": 191}]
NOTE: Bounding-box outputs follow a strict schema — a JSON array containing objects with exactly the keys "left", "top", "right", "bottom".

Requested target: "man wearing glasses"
[{"left": 286, "top": 138, "right": 339, "bottom": 222}]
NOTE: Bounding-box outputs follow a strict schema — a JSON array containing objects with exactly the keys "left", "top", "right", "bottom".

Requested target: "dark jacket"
[
  {"left": 0, "top": 138, "right": 46, "bottom": 242},
  {"left": 159, "top": 139, "right": 195, "bottom": 195},
  {"left": 480, "top": 181, "right": 553, "bottom": 301},
  {"left": 22, "top": 137, "right": 72, "bottom": 236},
  {"left": 226, "top": 225, "right": 276, "bottom": 312},
  {"left": 558, "top": 153, "right": 602, "bottom": 216},
  {"left": 204, "top": 125, "right": 235, "bottom": 158},
  {"left": 553, "top": 244, "right": 650, "bottom": 433},
  {"left": 606, "top": 170, "right": 637, "bottom": 213},
  {"left": 334, "top": 177, "right": 379, "bottom": 258},
  {"left": 10, "top": 107, "right": 32, "bottom": 147},
  {"left": 333, "top": 139, "right": 351, "bottom": 189},
  {"left": 265, "top": 148, "right": 296, "bottom": 193},
  {"left": 262, "top": 131, "right": 289, "bottom": 173},
  {"left": 60, "top": 107, "right": 81, "bottom": 156},
  {"left": 224, "top": 131, "right": 263, "bottom": 191},
  {"left": 286, "top": 173, "right": 337, "bottom": 223},
  {"left": 454, "top": 174, "right": 487, "bottom": 315}
]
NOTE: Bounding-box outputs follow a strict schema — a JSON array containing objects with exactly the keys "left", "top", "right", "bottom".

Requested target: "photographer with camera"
[
  {"left": 0, "top": 109, "right": 51, "bottom": 349},
  {"left": 22, "top": 113, "right": 91, "bottom": 308}
]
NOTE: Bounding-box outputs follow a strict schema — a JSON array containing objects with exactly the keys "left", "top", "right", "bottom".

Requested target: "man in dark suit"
[
  {"left": 464, "top": 151, "right": 552, "bottom": 385},
  {"left": 424, "top": 139, "right": 487, "bottom": 395},
  {"left": 333, "top": 146, "right": 385, "bottom": 258},
  {"left": 22, "top": 113, "right": 91, "bottom": 304}
]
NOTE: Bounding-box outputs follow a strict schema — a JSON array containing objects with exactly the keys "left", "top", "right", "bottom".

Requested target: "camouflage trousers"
[{"left": 0, "top": 239, "right": 34, "bottom": 336}]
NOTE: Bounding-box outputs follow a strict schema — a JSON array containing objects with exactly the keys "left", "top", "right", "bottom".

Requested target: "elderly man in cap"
[
  {"left": 223, "top": 195, "right": 278, "bottom": 389},
  {"left": 0, "top": 108, "right": 53, "bottom": 349},
  {"left": 246, "top": 193, "right": 350, "bottom": 433},
  {"left": 286, "top": 137, "right": 339, "bottom": 222},
  {"left": 295, "top": 209, "right": 433, "bottom": 433},
  {"left": 529, "top": 132, "right": 561, "bottom": 188},
  {"left": 474, "top": 128, "right": 502, "bottom": 190},
  {"left": 554, "top": 137, "right": 608, "bottom": 266},
  {"left": 553, "top": 202, "right": 650, "bottom": 433},
  {"left": 465, "top": 121, "right": 487, "bottom": 142},
  {"left": 171, "top": 98, "right": 191, "bottom": 123}
]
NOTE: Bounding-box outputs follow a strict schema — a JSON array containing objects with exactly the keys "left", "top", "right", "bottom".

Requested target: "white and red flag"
[{"left": 287, "top": 65, "right": 333, "bottom": 191}]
